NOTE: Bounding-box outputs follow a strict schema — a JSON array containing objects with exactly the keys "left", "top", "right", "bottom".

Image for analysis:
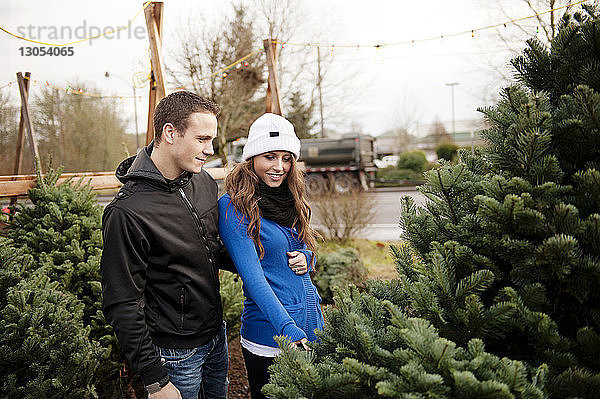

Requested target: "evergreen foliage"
[
  {"left": 0, "top": 272, "right": 104, "bottom": 399},
  {"left": 266, "top": 5, "right": 600, "bottom": 398},
  {"left": 397, "top": 6, "right": 600, "bottom": 396},
  {"left": 219, "top": 270, "right": 244, "bottom": 342},
  {"left": 264, "top": 286, "right": 546, "bottom": 398},
  {"left": 286, "top": 90, "right": 317, "bottom": 139},
  {"left": 1, "top": 166, "right": 122, "bottom": 398},
  {"left": 312, "top": 248, "right": 368, "bottom": 304}
]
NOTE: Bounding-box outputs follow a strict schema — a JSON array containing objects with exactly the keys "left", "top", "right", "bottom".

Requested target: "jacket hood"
[{"left": 115, "top": 142, "right": 193, "bottom": 191}]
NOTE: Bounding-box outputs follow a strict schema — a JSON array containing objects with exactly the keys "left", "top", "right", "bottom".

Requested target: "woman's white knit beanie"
[{"left": 242, "top": 113, "right": 301, "bottom": 161}]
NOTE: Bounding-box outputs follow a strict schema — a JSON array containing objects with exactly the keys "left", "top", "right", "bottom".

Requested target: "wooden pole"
[
  {"left": 12, "top": 72, "right": 30, "bottom": 177},
  {"left": 144, "top": 2, "right": 166, "bottom": 145},
  {"left": 55, "top": 88, "right": 65, "bottom": 165},
  {"left": 16, "top": 72, "right": 40, "bottom": 169},
  {"left": 263, "top": 38, "right": 282, "bottom": 115},
  {"left": 10, "top": 72, "right": 31, "bottom": 210}
]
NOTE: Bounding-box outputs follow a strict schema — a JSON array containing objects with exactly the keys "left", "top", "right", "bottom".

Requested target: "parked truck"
[{"left": 228, "top": 134, "right": 377, "bottom": 194}]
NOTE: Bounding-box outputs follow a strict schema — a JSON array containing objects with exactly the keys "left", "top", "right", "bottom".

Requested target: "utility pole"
[
  {"left": 105, "top": 71, "right": 141, "bottom": 150},
  {"left": 445, "top": 82, "right": 459, "bottom": 136},
  {"left": 132, "top": 82, "right": 140, "bottom": 150},
  {"left": 317, "top": 46, "right": 325, "bottom": 138},
  {"left": 55, "top": 88, "right": 65, "bottom": 165}
]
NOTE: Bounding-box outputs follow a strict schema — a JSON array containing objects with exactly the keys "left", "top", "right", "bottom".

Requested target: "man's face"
[{"left": 170, "top": 112, "right": 217, "bottom": 175}]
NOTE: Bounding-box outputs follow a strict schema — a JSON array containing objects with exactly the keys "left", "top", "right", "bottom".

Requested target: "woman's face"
[{"left": 252, "top": 151, "right": 293, "bottom": 187}]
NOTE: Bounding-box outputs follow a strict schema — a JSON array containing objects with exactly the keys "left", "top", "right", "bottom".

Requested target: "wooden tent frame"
[{"left": 1, "top": 6, "right": 284, "bottom": 200}]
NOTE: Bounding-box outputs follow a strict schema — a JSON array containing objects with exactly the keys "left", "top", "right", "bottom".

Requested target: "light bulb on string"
[
  {"left": 222, "top": 71, "right": 229, "bottom": 78},
  {"left": 374, "top": 44, "right": 384, "bottom": 64},
  {"left": 243, "top": 61, "right": 249, "bottom": 67}
]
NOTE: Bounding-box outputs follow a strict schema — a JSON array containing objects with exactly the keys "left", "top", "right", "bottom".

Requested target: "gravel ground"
[{"left": 228, "top": 338, "right": 250, "bottom": 399}]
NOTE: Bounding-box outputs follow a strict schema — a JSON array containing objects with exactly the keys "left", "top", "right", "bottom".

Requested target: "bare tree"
[
  {"left": 168, "top": 4, "right": 265, "bottom": 165},
  {"left": 0, "top": 92, "right": 25, "bottom": 174},
  {"left": 31, "top": 84, "right": 131, "bottom": 172}
]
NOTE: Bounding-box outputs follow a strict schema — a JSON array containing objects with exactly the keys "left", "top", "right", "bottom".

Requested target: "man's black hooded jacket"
[{"left": 100, "top": 144, "right": 233, "bottom": 386}]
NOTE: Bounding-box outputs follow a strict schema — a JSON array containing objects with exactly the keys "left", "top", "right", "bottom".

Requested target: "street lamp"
[
  {"left": 104, "top": 71, "right": 141, "bottom": 150},
  {"left": 445, "top": 82, "right": 459, "bottom": 136}
]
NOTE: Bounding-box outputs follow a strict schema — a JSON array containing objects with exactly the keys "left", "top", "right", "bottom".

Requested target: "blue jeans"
[{"left": 155, "top": 322, "right": 228, "bottom": 399}]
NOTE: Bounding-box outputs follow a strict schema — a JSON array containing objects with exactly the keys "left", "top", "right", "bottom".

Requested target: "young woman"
[{"left": 218, "top": 113, "right": 324, "bottom": 399}]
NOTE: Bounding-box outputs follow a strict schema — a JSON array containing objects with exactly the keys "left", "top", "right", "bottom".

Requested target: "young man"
[{"left": 101, "top": 91, "right": 233, "bottom": 399}]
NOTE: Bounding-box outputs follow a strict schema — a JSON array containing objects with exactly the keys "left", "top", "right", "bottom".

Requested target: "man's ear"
[{"left": 163, "top": 123, "right": 175, "bottom": 144}]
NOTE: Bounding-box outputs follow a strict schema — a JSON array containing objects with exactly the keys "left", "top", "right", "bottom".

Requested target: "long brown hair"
[{"left": 224, "top": 156, "right": 319, "bottom": 259}]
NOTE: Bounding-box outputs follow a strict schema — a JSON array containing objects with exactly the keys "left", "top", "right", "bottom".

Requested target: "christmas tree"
[
  {"left": 266, "top": 5, "right": 599, "bottom": 398},
  {"left": 0, "top": 166, "right": 122, "bottom": 398}
]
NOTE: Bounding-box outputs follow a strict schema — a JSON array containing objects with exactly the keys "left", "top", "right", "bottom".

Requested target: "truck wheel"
[
  {"left": 334, "top": 173, "right": 358, "bottom": 194},
  {"left": 305, "top": 174, "right": 327, "bottom": 196}
]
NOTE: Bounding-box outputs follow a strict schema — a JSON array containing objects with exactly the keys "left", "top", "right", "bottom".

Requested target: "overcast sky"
[{"left": 1, "top": 0, "right": 561, "bottom": 136}]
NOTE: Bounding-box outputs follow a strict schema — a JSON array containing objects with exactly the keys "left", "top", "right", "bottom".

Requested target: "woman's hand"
[
  {"left": 287, "top": 251, "right": 308, "bottom": 275},
  {"left": 289, "top": 337, "right": 310, "bottom": 351}
]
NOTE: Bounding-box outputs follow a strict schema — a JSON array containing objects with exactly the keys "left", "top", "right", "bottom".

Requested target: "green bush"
[
  {"left": 376, "top": 166, "right": 423, "bottom": 181},
  {"left": 219, "top": 270, "right": 243, "bottom": 342},
  {"left": 312, "top": 248, "right": 367, "bottom": 304},
  {"left": 396, "top": 151, "right": 428, "bottom": 171},
  {"left": 0, "top": 273, "right": 104, "bottom": 399},
  {"left": 264, "top": 286, "right": 546, "bottom": 398},
  {"left": 436, "top": 142, "right": 459, "bottom": 161},
  {"left": 2, "top": 167, "right": 122, "bottom": 398}
]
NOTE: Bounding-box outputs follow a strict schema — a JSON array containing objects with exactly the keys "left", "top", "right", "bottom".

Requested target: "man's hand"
[
  {"left": 149, "top": 382, "right": 181, "bottom": 398},
  {"left": 287, "top": 251, "right": 308, "bottom": 275}
]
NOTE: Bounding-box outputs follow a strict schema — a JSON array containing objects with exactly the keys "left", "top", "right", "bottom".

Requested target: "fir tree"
[
  {"left": 266, "top": 5, "right": 600, "bottom": 398},
  {"left": 1, "top": 166, "right": 123, "bottom": 398},
  {"left": 220, "top": 270, "right": 244, "bottom": 342},
  {"left": 397, "top": 5, "right": 600, "bottom": 396},
  {"left": 0, "top": 257, "right": 104, "bottom": 398},
  {"left": 264, "top": 285, "right": 546, "bottom": 398}
]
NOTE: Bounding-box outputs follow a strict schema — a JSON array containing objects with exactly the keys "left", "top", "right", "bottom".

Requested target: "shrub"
[
  {"left": 312, "top": 247, "right": 367, "bottom": 304},
  {"left": 376, "top": 166, "right": 423, "bottom": 181},
  {"left": 264, "top": 286, "right": 546, "bottom": 398},
  {"left": 436, "top": 142, "right": 459, "bottom": 161},
  {"left": 0, "top": 273, "right": 104, "bottom": 398},
  {"left": 219, "top": 270, "right": 243, "bottom": 342},
  {"left": 311, "top": 191, "right": 377, "bottom": 242},
  {"left": 2, "top": 167, "right": 123, "bottom": 397},
  {"left": 396, "top": 150, "right": 428, "bottom": 171}
]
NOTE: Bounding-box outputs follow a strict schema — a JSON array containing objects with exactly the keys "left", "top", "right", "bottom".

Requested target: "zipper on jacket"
[
  {"left": 179, "top": 287, "right": 185, "bottom": 329},
  {"left": 178, "top": 188, "right": 222, "bottom": 314}
]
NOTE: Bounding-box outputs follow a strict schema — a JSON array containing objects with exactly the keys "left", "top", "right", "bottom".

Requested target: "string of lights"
[
  {"left": 0, "top": 1, "right": 151, "bottom": 46},
  {"left": 0, "top": 0, "right": 590, "bottom": 96},
  {"left": 272, "top": 0, "right": 590, "bottom": 49},
  {"left": 1, "top": 75, "right": 144, "bottom": 100}
]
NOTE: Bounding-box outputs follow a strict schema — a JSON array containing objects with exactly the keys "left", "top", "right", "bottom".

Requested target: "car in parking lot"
[{"left": 374, "top": 155, "right": 399, "bottom": 168}]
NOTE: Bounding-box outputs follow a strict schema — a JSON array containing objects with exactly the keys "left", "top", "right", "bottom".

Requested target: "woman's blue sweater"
[{"left": 218, "top": 194, "right": 324, "bottom": 347}]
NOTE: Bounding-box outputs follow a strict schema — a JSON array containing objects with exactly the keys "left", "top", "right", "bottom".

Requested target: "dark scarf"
[{"left": 256, "top": 180, "right": 297, "bottom": 228}]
